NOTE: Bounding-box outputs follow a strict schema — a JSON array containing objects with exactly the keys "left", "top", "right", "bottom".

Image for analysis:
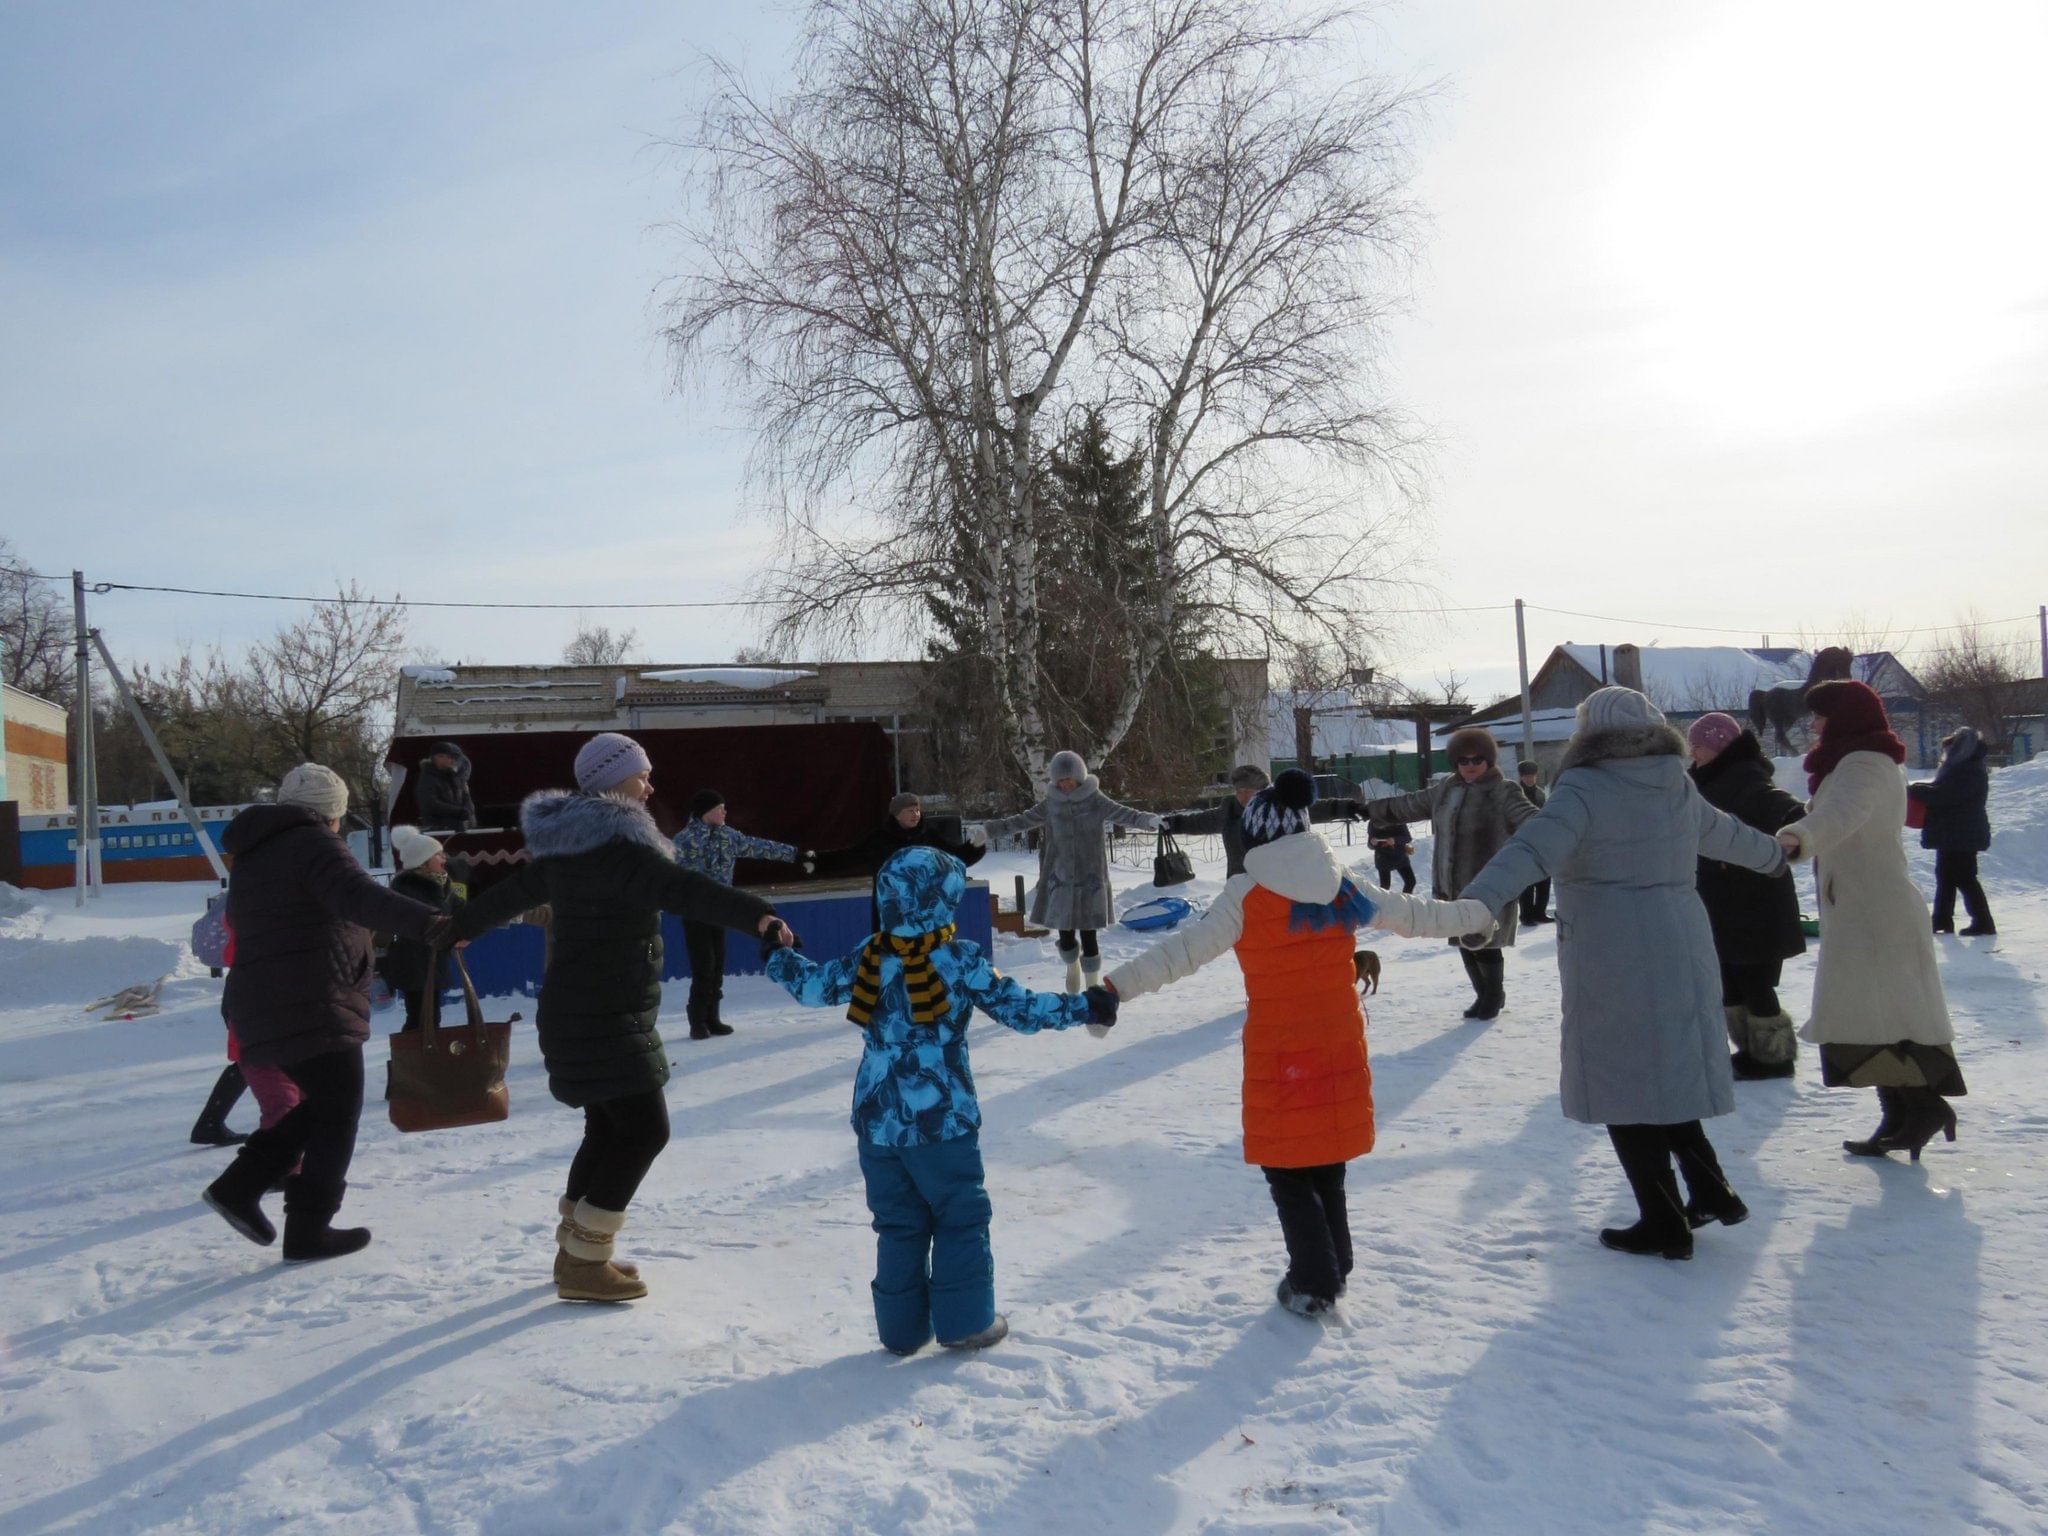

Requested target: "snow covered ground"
[{"left": 3, "top": 770, "right": 2046, "bottom": 1535}]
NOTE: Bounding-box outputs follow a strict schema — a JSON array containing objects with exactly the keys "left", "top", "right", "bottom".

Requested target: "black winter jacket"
[
  {"left": 1171, "top": 792, "right": 1353, "bottom": 877},
  {"left": 415, "top": 754, "right": 477, "bottom": 831},
  {"left": 1688, "top": 731, "right": 1807, "bottom": 967},
  {"left": 378, "top": 869, "right": 462, "bottom": 1001},
  {"left": 817, "top": 815, "right": 986, "bottom": 930},
  {"left": 452, "top": 790, "right": 775, "bottom": 1107},
  {"left": 1909, "top": 729, "right": 1992, "bottom": 852},
  {"left": 222, "top": 804, "right": 443, "bottom": 1067}
]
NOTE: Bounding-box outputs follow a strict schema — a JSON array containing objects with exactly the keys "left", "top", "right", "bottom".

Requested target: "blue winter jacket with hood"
[{"left": 767, "top": 846, "right": 1091, "bottom": 1147}]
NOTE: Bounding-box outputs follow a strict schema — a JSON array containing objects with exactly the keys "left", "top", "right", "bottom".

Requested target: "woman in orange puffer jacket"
[{"left": 1104, "top": 770, "right": 1495, "bottom": 1316}]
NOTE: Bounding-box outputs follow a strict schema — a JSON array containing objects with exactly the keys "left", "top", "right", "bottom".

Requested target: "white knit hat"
[
  {"left": 277, "top": 763, "right": 349, "bottom": 820},
  {"left": 1577, "top": 686, "right": 1666, "bottom": 734},
  {"left": 391, "top": 826, "right": 445, "bottom": 869}
]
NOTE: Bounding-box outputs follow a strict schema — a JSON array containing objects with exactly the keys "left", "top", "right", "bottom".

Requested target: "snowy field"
[{"left": 3, "top": 767, "right": 2046, "bottom": 1535}]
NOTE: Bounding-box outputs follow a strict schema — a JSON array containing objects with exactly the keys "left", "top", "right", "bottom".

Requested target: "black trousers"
[
  {"left": 1719, "top": 959, "right": 1784, "bottom": 1016},
  {"left": 1519, "top": 880, "right": 1551, "bottom": 922},
  {"left": 1374, "top": 852, "right": 1416, "bottom": 893},
  {"left": 214, "top": 1045, "right": 366, "bottom": 1218},
  {"left": 683, "top": 920, "right": 726, "bottom": 1029},
  {"left": 1607, "top": 1120, "right": 1728, "bottom": 1210},
  {"left": 1056, "top": 929, "right": 1100, "bottom": 958},
  {"left": 1459, "top": 947, "right": 1504, "bottom": 1003},
  {"left": 565, "top": 1089, "right": 672, "bottom": 1211},
  {"left": 1932, "top": 849, "right": 1993, "bottom": 930},
  {"left": 1262, "top": 1163, "right": 1352, "bottom": 1303}
]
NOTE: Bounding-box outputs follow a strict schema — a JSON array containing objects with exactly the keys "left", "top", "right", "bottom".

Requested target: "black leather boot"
[
  {"left": 1601, "top": 1129, "right": 1693, "bottom": 1260},
  {"left": 281, "top": 1178, "right": 370, "bottom": 1263},
  {"left": 189, "top": 1064, "right": 250, "bottom": 1147},
  {"left": 1843, "top": 1087, "right": 1909, "bottom": 1157}
]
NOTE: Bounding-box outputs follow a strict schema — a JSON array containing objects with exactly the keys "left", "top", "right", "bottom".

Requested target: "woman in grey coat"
[
  {"left": 1366, "top": 727, "right": 1538, "bottom": 1020},
  {"left": 1459, "top": 688, "right": 1788, "bottom": 1261},
  {"left": 973, "top": 750, "right": 1162, "bottom": 993}
]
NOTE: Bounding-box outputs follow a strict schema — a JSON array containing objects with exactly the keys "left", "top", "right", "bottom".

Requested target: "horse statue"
[{"left": 1750, "top": 646, "right": 1855, "bottom": 755}]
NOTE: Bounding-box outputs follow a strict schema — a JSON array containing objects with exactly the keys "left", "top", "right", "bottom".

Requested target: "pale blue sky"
[{"left": 4, "top": 1, "right": 2045, "bottom": 702}]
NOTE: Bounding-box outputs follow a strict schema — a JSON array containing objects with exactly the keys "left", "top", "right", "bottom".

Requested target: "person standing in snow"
[
  {"left": 1685, "top": 713, "right": 1808, "bottom": 1081},
  {"left": 1457, "top": 689, "right": 1788, "bottom": 1261},
  {"left": 378, "top": 826, "right": 466, "bottom": 1031},
  {"left": 766, "top": 844, "right": 1115, "bottom": 1354},
  {"left": 201, "top": 764, "right": 449, "bottom": 1262},
  {"left": 1101, "top": 770, "right": 1497, "bottom": 1316},
  {"left": 1911, "top": 726, "right": 1996, "bottom": 937},
  {"left": 1514, "top": 761, "right": 1552, "bottom": 925},
  {"left": 1775, "top": 682, "right": 1967, "bottom": 1161},
  {"left": 1362, "top": 727, "right": 1538, "bottom": 1021},
  {"left": 971, "top": 749, "right": 1163, "bottom": 993},
  {"left": 815, "top": 791, "right": 986, "bottom": 930},
  {"left": 414, "top": 742, "right": 478, "bottom": 832},
  {"left": 1363, "top": 799, "right": 1417, "bottom": 894},
  {"left": 449, "top": 734, "right": 794, "bottom": 1302},
  {"left": 1162, "top": 764, "right": 1270, "bottom": 877},
  {"left": 673, "top": 789, "right": 815, "bottom": 1040}
]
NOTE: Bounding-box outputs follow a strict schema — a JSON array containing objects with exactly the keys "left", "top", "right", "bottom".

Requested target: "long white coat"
[{"left": 1781, "top": 751, "right": 1952, "bottom": 1048}]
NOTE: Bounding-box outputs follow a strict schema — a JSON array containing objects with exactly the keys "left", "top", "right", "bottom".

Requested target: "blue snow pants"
[{"left": 855, "top": 1133, "right": 995, "bottom": 1353}]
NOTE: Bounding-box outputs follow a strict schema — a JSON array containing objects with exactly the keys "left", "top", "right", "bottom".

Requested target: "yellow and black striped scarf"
[{"left": 848, "top": 926, "right": 957, "bottom": 1030}]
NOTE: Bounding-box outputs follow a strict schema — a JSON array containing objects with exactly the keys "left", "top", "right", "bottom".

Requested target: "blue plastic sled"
[{"left": 1121, "top": 896, "right": 1195, "bottom": 932}]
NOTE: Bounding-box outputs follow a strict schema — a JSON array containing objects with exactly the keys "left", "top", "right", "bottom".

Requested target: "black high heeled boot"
[
  {"left": 1887, "top": 1088, "right": 1958, "bottom": 1162},
  {"left": 1843, "top": 1087, "right": 1909, "bottom": 1157}
]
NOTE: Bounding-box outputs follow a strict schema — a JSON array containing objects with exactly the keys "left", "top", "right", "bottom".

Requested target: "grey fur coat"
[
  {"left": 1459, "top": 724, "right": 1787, "bottom": 1126},
  {"left": 1369, "top": 769, "right": 1539, "bottom": 948},
  {"left": 982, "top": 775, "right": 1161, "bottom": 931}
]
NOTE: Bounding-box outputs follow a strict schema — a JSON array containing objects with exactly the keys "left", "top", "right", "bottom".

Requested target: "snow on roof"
[
  {"left": 1266, "top": 694, "right": 1419, "bottom": 758},
  {"left": 1438, "top": 708, "right": 1583, "bottom": 745},
  {"left": 638, "top": 667, "right": 819, "bottom": 690},
  {"left": 1559, "top": 646, "right": 1806, "bottom": 710}
]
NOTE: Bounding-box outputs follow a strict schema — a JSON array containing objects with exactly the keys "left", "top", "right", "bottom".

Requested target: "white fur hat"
[
  {"left": 1577, "top": 686, "right": 1666, "bottom": 734},
  {"left": 391, "top": 826, "right": 444, "bottom": 869},
  {"left": 278, "top": 763, "right": 349, "bottom": 820},
  {"left": 1048, "top": 750, "right": 1088, "bottom": 783}
]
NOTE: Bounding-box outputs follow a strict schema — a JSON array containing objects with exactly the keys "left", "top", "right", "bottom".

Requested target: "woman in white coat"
[{"left": 1775, "top": 680, "right": 1965, "bottom": 1159}]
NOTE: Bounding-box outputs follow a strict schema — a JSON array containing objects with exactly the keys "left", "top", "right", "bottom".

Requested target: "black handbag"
[{"left": 1152, "top": 828, "right": 1196, "bottom": 887}]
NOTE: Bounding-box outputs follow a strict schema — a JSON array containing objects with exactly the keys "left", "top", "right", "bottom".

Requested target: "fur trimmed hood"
[
  {"left": 520, "top": 789, "right": 676, "bottom": 862},
  {"left": 1560, "top": 722, "right": 1689, "bottom": 772}
]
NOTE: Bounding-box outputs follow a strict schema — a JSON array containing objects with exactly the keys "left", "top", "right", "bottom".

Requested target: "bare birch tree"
[{"left": 666, "top": 0, "right": 1423, "bottom": 780}]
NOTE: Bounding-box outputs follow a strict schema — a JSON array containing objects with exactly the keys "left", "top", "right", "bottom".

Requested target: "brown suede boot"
[
  {"left": 557, "top": 1196, "right": 638, "bottom": 1277},
  {"left": 555, "top": 1200, "right": 648, "bottom": 1302}
]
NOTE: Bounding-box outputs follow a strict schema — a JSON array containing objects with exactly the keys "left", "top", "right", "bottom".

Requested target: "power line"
[{"left": 11, "top": 567, "right": 2035, "bottom": 642}]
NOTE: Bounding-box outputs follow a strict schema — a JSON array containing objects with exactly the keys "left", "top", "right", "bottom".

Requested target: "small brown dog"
[{"left": 1353, "top": 948, "right": 1381, "bottom": 996}]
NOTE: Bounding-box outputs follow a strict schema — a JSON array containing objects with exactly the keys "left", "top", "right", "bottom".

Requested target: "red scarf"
[{"left": 1803, "top": 680, "right": 1905, "bottom": 792}]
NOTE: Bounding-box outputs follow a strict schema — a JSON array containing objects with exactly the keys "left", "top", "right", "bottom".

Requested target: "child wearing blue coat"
[{"left": 767, "top": 845, "right": 1116, "bottom": 1354}]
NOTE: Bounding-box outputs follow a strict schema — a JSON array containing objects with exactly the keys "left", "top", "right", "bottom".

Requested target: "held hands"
[
  {"left": 1775, "top": 829, "right": 1804, "bottom": 859},
  {"left": 966, "top": 824, "right": 989, "bottom": 848},
  {"left": 1084, "top": 980, "right": 1119, "bottom": 1039},
  {"left": 799, "top": 850, "right": 817, "bottom": 875},
  {"left": 756, "top": 915, "right": 799, "bottom": 961}
]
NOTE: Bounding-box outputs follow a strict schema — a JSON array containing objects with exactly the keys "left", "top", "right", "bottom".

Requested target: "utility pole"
[
  {"left": 2038, "top": 604, "right": 2045, "bottom": 679},
  {"left": 71, "top": 571, "right": 100, "bottom": 904},
  {"left": 1514, "top": 598, "right": 1534, "bottom": 762}
]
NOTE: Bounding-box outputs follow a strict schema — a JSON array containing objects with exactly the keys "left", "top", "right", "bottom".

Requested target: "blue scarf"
[{"left": 1288, "top": 878, "right": 1380, "bottom": 934}]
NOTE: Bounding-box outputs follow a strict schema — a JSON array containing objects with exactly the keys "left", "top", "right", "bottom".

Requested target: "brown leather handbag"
[{"left": 386, "top": 954, "right": 518, "bottom": 1132}]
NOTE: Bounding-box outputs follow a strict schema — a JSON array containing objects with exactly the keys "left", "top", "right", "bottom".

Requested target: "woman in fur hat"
[
  {"left": 1364, "top": 726, "right": 1538, "bottom": 1020},
  {"left": 450, "top": 733, "right": 795, "bottom": 1301},
  {"left": 1775, "top": 682, "right": 1966, "bottom": 1160},
  {"left": 1459, "top": 688, "right": 1789, "bottom": 1261},
  {"left": 971, "top": 750, "right": 1163, "bottom": 994},
  {"left": 1103, "top": 770, "right": 1497, "bottom": 1316}
]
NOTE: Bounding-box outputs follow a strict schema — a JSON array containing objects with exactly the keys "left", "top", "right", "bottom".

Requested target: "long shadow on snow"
[
  {"left": 3, "top": 1285, "right": 565, "bottom": 1536},
  {"left": 4, "top": 1268, "right": 273, "bottom": 1362},
  {"left": 1373, "top": 1085, "right": 1801, "bottom": 1534},
  {"left": 0, "top": 1204, "right": 203, "bottom": 1279},
  {"left": 1773, "top": 1163, "right": 1983, "bottom": 1532}
]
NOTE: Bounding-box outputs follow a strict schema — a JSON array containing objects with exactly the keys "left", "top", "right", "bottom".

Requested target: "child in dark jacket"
[
  {"left": 380, "top": 827, "right": 465, "bottom": 1030},
  {"left": 767, "top": 845, "right": 1116, "bottom": 1354}
]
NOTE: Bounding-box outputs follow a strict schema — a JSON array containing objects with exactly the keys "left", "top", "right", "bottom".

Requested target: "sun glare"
[{"left": 1598, "top": 1, "right": 2048, "bottom": 436}]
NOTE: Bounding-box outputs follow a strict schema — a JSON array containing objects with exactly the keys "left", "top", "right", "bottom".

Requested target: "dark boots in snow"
[
  {"left": 1847, "top": 1087, "right": 1957, "bottom": 1161},
  {"left": 189, "top": 1064, "right": 250, "bottom": 1146},
  {"left": 203, "top": 1177, "right": 275, "bottom": 1247},
  {"left": 280, "top": 1177, "right": 369, "bottom": 1263},
  {"left": 1671, "top": 1130, "right": 1749, "bottom": 1229},
  {"left": 1277, "top": 1277, "right": 1333, "bottom": 1318},
  {"left": 1602, "top": 1128, "right": 1694, "bottom": 1260},
  {"left": 1843, "top": 1087, "right": 1910, "bottom": 1158}
]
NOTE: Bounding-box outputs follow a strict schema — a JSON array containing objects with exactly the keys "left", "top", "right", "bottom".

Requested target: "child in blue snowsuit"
[{"left": 767, "top": 845, "right": 1116, "bottom": 1354}]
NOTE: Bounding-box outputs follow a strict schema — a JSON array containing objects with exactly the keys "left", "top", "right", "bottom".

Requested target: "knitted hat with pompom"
[{"left": 1240, "top": 768, "right": 1317, "bottom": 851}]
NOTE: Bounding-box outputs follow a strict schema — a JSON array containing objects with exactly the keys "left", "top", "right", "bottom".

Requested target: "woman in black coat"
[
  {"left": 1910, "top": 727, "right": 1995, "bottom": 936},
  {"left": 818, "top": 792, "right": 985, "bottom": 929},
  {"left": 202, "top": 765, "right": 448, "bottom": 1263},
  {"left": 1685, "top": 716, "right": 1807, "bottom": 1081},
  {"left": 379, "top": 826, "right": 464, "bottom": 1030},
  {"left": 450, "top": 733, "right": 792, "bottom": 1303}
]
